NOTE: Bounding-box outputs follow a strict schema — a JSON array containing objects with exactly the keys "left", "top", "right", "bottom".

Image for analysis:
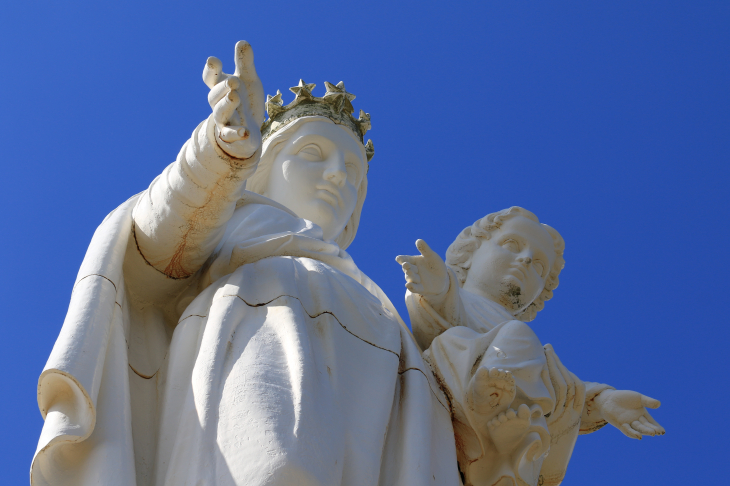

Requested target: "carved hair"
[
  {"left": 445, "top": 207, "right": 565, "bottom": 322},
  {"left": 246, "top": 116, "right": 368, "bottom": 250}
]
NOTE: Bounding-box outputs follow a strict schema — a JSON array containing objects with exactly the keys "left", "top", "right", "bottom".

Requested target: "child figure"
[{"left": 397, "top": 207, "right": 664, "bottom": 486}]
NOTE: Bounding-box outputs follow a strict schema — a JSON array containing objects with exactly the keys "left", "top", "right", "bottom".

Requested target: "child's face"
[{"left": 463, "top": 216, "right": 556, "bottom": 315}]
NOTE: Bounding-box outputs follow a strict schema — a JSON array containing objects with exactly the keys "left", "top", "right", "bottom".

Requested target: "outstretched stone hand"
[
  {"left": 396, "top": 239, "right": 449, "bottom": 297},
  {"left": 203, "top": 40, "right": 265, "bottom": 160},
  {"left": 594, "top": 389, "right": 665, "bottom": 439}
]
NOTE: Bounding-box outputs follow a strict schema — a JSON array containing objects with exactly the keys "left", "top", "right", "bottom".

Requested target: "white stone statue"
[
  {"left": 397, "top": 206, "right": 665, "bottom": 485},
  {"left": 32, "top": 41, "right": 458, "bottom": 486},
  {"left": 31, "top": 40, "right": 664, "bottom": 486}
]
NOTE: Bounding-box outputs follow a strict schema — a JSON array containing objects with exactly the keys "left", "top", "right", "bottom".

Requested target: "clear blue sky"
[{"left": 1, "top": 1, "right": 728, "bottom": 484}]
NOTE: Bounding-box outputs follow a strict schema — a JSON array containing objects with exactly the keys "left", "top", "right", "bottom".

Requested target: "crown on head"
[{"left": 262, "top": 80, "right": 374, "bottom": 162}]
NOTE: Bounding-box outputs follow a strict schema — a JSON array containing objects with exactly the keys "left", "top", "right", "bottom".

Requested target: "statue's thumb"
[
  {"left": 641, "top": 395, "right": 661, "bottom": 409},
  {"left": 415, "top": 239, "right": 435, "bottom": 258}
]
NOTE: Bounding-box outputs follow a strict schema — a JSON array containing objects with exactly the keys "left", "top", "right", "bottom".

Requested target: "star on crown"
[
  {"left": 289, "top": 79, "right": 316, "bottom": 100},
  {"left": 323, "top": 81, "right": 356, "bottom": 114},
  {"left": 265, "top": 90, "right": 284, "bottom": 117},
  {"left": 364, "top": 140, "right": 374, "bottom": 162},
  {"left": 357, "top": 110, "right": 371, "bottom": 135}
]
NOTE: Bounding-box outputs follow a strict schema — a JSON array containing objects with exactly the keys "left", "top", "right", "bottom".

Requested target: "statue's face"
[
  {"left": 463, "top": 216, "right": 556, "bottom": 315},
  {"left": 264, "top": 120, "right": 365, "bottom": 242}
]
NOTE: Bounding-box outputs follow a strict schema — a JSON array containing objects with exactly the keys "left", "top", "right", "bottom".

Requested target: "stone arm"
[
  {"left": 539, "top": 346, "right": 664, "bottom": 486},
  {"left": 405, "top": 267, "right": 468, "bottom": 350},
  {"left": 132, "top": 116, "right": 258, "bottom": 280},
  {"left": 398, "top": 239, "right": 476, "bottom": 350},
  {"left": 132, "top": 42, "right": 264, "bottom": 282}
]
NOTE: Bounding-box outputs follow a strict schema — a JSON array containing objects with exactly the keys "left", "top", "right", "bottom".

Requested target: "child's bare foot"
[
  {"left": 467, "top": 367, "right": 516, "bottom": 419},
  {"left": 487, "top": 403, "right": 543, "bottom": 455}
]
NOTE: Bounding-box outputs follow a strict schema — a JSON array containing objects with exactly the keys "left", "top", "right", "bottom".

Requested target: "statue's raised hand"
[
  {"left": 594, "top": 389, "right": 665, "bottom": 439},
  {"left": 203, "top": 40, "right": 265, "bottom": 160},
  {"left": 396, "top": 239, "right": 449, "bottom": 297}
]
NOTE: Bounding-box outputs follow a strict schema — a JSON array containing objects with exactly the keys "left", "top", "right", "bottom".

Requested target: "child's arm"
[{"left": 397, "top": 239, "right": 467, "bottom": 350}]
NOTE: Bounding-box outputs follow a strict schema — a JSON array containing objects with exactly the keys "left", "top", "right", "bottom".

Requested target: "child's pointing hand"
[{"left": 396, "top": 239, "right": 449, "bottom": 297}]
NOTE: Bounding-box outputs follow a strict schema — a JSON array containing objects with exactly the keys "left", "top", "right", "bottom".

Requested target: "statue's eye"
[
  {"left": 533, "top": 260, "right": 545, "bottom": 277},
  {"left": 502, "top": 239, "right": 519, "bottom": 252},
  {"left": 297, "top": 144, "right": 323, "bottom": 161},
  {"left": 345, "top": 157, "right": 363, "bottom": 185}
]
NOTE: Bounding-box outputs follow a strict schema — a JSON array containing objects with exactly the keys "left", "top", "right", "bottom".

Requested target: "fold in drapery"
[
  {"left": 32, "top": 196, "right": 139, "bottom": 486},
  {"left": 33, "top": 196, "right": 462, "bottom": 486}
]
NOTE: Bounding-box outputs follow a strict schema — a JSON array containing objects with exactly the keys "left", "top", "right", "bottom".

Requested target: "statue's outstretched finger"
[
  {"left": 620, "top": 423, "right": 642, "bottom": 440},
  {"left": 233, "top": 40, "right": 265, "bottom": 126},
  {"left": 638, "top": 416, "right": 662, "bottom": 435},
  {"left": 396, "top": 255, "right": 416, "bottom": 266},
  {"left": 203, "top": 56, "right": 225, "bottom": 89},
  {"left": 631, "top": 420, "right": 655, "bottom": 436},
  {"left": 643, "top": 413, "right": 665, "bottom": 434}
]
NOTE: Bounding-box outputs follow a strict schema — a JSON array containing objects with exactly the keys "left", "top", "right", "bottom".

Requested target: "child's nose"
[{"left": 517, "top": 255, "right": 532, "bottom": 265}]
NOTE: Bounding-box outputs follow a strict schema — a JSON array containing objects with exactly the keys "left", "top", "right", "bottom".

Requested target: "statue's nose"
[{"left": 324, "top": 152, "right": 347, "bottom": 187}]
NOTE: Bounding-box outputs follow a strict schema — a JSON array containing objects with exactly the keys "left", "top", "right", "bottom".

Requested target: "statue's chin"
[{"left": 299, "top": 201, "right": 349, "bottom": 242}]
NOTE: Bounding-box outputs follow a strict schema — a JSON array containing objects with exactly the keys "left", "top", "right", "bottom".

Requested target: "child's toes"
[{"left": 517, "top": 404, "right": 531, "bottom": 420}]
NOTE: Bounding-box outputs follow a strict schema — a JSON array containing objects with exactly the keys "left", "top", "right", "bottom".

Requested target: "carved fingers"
[
  {"left": 213, "top": 87, "right": 247, "bottom": 142},
  {"left": 620, "top": 414, "right": 665, "bottom": 439},
  {"left": 641, "top": 413, "right": 666, "bottom": 435},
  {"left": 396, "top": 239, "right": 449, "bottom": 297},
  {"left": 595, "top": 389, "right": 665, "bottom": 439},
  {"left": 630, "top": 419, "right": 656, "bottom": 436},
  {"left": 202, "top": 41, "right": 264, "bottom": 160},
  {"left": 395, "top": 255, "right": 424, "bottom": 294},
  {"left": 619, "top": 423, "right": 643, "bottom": 440}
]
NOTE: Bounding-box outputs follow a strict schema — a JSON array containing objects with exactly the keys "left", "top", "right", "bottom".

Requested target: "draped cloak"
[
  {"left": 31, "top": 193, "right": 461, "bottom": 486},
  {"left": 406, "top": 277, "right": 613, "bottom": 486}
]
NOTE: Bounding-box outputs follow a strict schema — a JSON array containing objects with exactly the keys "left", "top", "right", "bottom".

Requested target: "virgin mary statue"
[{"left": 31, "top": 42, "right": 459, "bottom": 486}]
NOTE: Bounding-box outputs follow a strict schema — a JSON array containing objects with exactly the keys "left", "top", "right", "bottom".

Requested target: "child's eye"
[
  {"left": 533, "top": 261, "right": 545, "bottom": 276},
  {"left": 297, "top": 144, "right": 323, "bottom": 161},
  {"left": 502, "top": 239, "right": 519, "bottom": 252}
]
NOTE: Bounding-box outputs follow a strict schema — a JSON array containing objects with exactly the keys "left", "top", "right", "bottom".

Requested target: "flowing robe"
[
  {"left": 406, "top": 273, "right": 613, "bottom": 486},
  {"left": 32, "top": 117, "right": 460, "bottom": 486}
]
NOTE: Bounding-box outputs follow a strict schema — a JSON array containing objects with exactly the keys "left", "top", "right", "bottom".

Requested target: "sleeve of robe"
[
  {"left": 405, "top": 268, "right": 469, "bottom": 351},
  {"left": 132, "top": 116, "right": 259, "bottom": 281},
  {"left": 31, "top": 116, "right": 257, "bottom": 486}
]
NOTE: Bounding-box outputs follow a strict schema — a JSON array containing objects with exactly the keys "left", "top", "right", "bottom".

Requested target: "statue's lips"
[
  {"left": 315, "top": 184, "right": 343, "bottom": 209},
  {"left": 507, "top": 266, "right": 527, "bottom": 282}
]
